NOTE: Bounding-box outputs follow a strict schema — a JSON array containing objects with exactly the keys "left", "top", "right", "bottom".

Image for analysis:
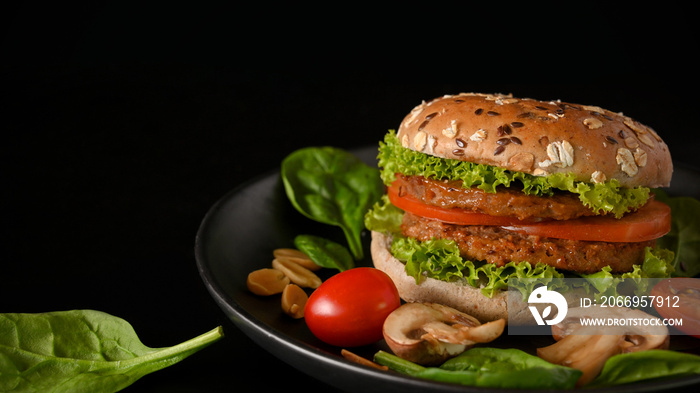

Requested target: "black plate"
[{"left": 195, "top": 146, "right": 700, "bottom": 392}]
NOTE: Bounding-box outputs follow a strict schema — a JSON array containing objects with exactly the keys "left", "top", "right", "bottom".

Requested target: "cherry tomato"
[
  {"left": 387, "top": 182, "right": 671, "bottom": 243},
  {"left": 651, "top": 277, "right": 700, "bottom": 338},
  {"left": 305, "top": 267, "right": 401, "bottom": 347}
]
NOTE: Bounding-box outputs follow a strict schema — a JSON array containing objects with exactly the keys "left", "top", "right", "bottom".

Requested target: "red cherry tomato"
[
  {"left": 305, "top": 267, "right": 401, "bottom": 347},
  {"left": 651, "top": 277, "right": 700, "bottom": 339}
]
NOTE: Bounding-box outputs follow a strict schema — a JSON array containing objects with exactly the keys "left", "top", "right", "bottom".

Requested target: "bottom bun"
[{"left": 370, "top": 230, "right": 508, "bottom": 323}]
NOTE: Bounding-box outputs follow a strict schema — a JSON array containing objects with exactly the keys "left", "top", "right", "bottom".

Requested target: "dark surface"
[
  {"left": 3, "top": 4, "right": 699, "bottom": 392},
  {"left": 196, "top": 148, "right": 700, "bottom": 393}
]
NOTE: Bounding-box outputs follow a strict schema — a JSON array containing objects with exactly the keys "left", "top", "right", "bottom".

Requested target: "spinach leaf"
[
  {"left": 281, "top": 147, "right": 384, "bottom": 260},
  {"left": 294, "top": 234, "right": 354, "bottom": 272},
  {"left": 588, "top": 350, "right": 700, "bottom": 388},
  {"left": 654, "top": 189, "right": 700, "bottom": 277},
  {"left": 374, "top": 348, "right": 581, "bottom": 389},
  {"left": 0, "top": 310, "right": 223, "bottom": 393}
]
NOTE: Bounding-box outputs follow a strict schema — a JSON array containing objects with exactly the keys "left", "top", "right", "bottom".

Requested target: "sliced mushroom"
[
  {"left": 538, "top": 306, "right": 670, "bottom": 387},
  {"left": 550, "top": 305, "right": 669, "bottom": 348},
  {"left": 383, "top": 302, "right": 505, "bottom": 365},
  {"left": 538, "top": 334, "right": 625, "bottom": 387}
]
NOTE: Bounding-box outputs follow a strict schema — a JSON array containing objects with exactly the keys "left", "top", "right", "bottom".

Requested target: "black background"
[{"left": 2, "top": 3, "right": 699, "bottom": 392}]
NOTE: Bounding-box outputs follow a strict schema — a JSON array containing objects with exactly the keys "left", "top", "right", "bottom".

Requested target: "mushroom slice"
[
  {"left": 538, "top": 334, "right": 625, "bottom": 387},
  {"left": 550, "top": 305, "right": 669, "bottom": 348},
  {"left": 539, "top": 306, "right": 670, "bottom": 387},
  {"left": 383, "top": 302, "right": 505, "bottom": 365}
]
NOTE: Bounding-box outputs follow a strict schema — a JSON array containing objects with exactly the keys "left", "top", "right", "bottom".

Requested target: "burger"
[{"left": 366, "top": 92, "right": 675, "bottom": 323}]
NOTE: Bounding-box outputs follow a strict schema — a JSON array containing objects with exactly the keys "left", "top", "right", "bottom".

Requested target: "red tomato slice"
[
  {"left": 502, "top": 200, "right": 671, "bottom": 242},
  {"left": 386, "top": 184, "right": 541, "bottom": 226},
  {"left": 651, "top": 278, "right": 700, "bottom": 338},
  {"left": 387, "top": 184, "right": 671, "bottom": 243}
]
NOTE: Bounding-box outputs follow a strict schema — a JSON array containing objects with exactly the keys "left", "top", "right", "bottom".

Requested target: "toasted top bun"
[{"left": 396, "top": 93, "right": 672, "bottom": 188}]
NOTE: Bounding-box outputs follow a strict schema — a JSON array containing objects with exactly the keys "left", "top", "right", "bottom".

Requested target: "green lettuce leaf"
[
  {"left": 579, "top": 247, "right": 675, "bottom": 301},
  {"left": 377, "top": 130, "right": 650, "bottom": 218},
  {"left": 389, "top": 235, "right": 569, "bottom": 299},
  {"left": 363, "top": 195, "right": 404, "bottom": 236}
]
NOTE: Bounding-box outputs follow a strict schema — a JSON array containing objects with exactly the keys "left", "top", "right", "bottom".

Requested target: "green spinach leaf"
[
  {"left": 374, "top": 348, "right": 581, "bottom": 389},
  {"left": 0, "top": 310, "right": 223, "bottom": 393},
  {"left": 654, "top": 189, "right": 700, "bottom": 277},
  {"left": 587, "top": 350, "right": 700, "bottom": 388},
  {"left": 281, "top": 147, "right": 384, "bottom": 260},
  {"left": 294, "top": 234, "right": 354, "bottom": 272}
]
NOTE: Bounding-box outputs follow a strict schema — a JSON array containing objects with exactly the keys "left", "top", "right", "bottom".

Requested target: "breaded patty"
[{"left": 401, "top": 212, "right": 653, "bottom": 274}]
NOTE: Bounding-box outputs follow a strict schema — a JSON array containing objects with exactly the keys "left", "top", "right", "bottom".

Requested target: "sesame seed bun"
[{"left": 396, "top": 93, "right": 673, "bottom": 188}]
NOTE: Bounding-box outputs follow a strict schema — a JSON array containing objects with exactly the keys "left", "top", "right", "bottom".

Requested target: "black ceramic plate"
[{"left": 195, "top": 146, "right": 700, "bottom": 393}]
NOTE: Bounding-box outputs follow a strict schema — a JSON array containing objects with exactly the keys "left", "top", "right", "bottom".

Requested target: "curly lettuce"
[
  {"left": 378, "top": 130, "right": 650, "bottom": 218},
  {"left": 390, "top": 236, "right": 569, "bottom": 299}
]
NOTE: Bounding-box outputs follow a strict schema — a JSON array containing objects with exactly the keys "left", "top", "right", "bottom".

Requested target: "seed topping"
[
  {"left": 634, "top": 148, "right": 648, "bottom": 167},
  {"left": 583, "top": 117, "right": 604, "bottom": 129},
  {"left": 414, "top": 131, "right": 428, "bottom": 151},
  {"left": 591, "top": 171, "right": 607, "bottom": 184},
  {"left": 470, "top": 129, "right": 487, "bottom": 142},
  {"left": 539, "top": 140, "right": 575, "bottom": 169},
  {"left": 442, "top": 120, "right": 458, "bottom": 138},
  {"left": 624, "top": 137, "right": 639, "bottom": 149},
  {"left": 616, "top": 148, "right": 638, "bottom": 177},
  {"left": 508, "top": 152, "right": 535, "bottom": 172},
  {"left": 497, "top": 124, "right": 512, "bottom": 136}
]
